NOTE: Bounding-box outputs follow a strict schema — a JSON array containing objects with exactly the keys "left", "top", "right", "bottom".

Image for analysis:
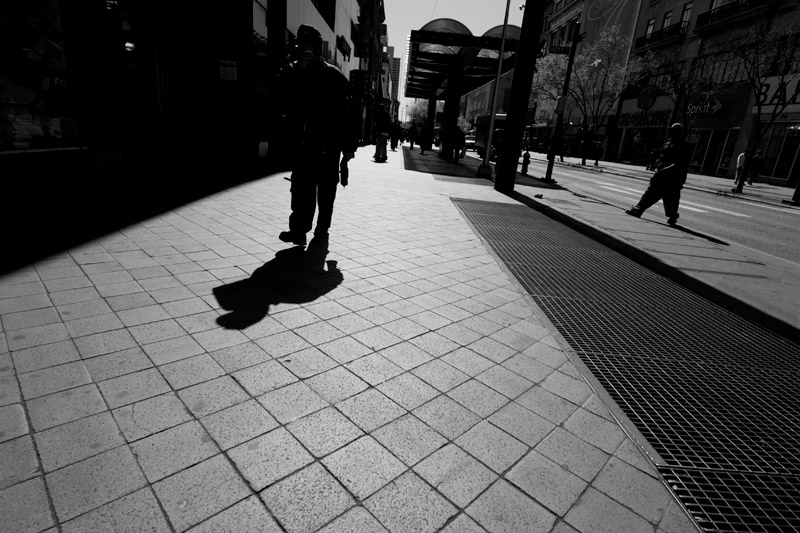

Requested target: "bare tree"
[
  {"left": 568, "top": 26, "right": 630, "bottom": 165},
  {"left": 635, "top": 49, "right": 729, "bottom": 132}
]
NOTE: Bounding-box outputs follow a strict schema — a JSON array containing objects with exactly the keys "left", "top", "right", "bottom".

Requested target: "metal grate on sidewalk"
[{"left": 453, "top": 197, "right": 800, "bottom": 531}]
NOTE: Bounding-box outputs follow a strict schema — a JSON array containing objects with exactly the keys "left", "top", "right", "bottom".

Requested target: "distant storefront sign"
[{"left": 220, "top": 60, "right": 237, "bottom": 81}]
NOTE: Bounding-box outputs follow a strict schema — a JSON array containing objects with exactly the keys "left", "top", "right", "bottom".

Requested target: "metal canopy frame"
[{"left": 406, "top": 19, "right": 520, "bottom": 100}]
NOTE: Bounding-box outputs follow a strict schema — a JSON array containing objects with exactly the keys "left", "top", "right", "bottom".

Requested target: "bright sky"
[{"left": 384, "top": 0, "right": 525, "bottom": 118}]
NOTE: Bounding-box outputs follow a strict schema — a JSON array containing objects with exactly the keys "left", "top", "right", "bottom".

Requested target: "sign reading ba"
[{"left": 755, "top": 75, "right": 800, "bottom": 113}]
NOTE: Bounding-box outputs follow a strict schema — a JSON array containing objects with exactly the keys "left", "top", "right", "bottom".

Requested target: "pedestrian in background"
[
  {"left": 732, "top": 150, "right": 748, "bottom": 193},
  {"left": 372, "top": 104, "right": 391, "bottom": 162},
  {"left": 408, "top": 123, "right": 419, "bottom": 150},
  {"left": 748, "top": 149, "right": 764, "bottom": 185},
  {"left": 626, "top": 123, "right": 691, "bottom": 226},
  {"left": 389, "top": 120, "right": 402, "bottom": 151},
  {"left": 419, "top": 126, "right": 433, "bottom": 155},
  {"left": 272, "top": 24, "right": 360, "bottom": 246}
]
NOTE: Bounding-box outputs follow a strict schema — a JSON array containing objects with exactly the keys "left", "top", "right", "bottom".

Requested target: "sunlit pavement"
[{"left": 3, "top": 142, "right": 765, "bottom": 532}]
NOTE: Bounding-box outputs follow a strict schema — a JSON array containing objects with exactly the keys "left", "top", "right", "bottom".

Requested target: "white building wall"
[{"left": 286, "top": 0, "right": 360, "bottom": 76}]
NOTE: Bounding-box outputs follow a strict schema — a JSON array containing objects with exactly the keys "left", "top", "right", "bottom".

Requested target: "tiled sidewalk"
[{"left": 0, "top": 148, "right": 697, "bottom": 532}]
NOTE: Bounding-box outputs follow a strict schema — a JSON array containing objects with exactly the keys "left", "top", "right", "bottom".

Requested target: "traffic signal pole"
[{"left": 543, "top": 22, "right": 582, "bottom": 184}]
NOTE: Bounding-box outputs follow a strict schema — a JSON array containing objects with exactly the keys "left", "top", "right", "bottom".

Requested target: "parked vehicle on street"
[
  {"left": 464, "top": 132, "right": 477, "bottom": 151},
  {"left": 475, "top": 113, "right": 506, "bottom": 160}
]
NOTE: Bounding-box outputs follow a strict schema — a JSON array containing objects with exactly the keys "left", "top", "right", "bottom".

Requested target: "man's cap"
[
  {"left": 297, "top": 24, "right": 323, "bottom": 47},
  {"left": 670, "top": 122, "right": 684, "bottom": 131}
]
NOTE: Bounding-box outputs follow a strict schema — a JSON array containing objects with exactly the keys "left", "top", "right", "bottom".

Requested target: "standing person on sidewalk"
[
  {"left": 748, "top": 150, "right": 764, "bottom": 185},
  {"left": 389, "top": 120, "right": 402, "bottom": 152},
  {"left": 272, "top": 24, "right": 360, "bottom": 246},
  {"left": 732, "top": 150, "right": 749, "bottom": 193},
  {"left": 372, "top": 103, "right": 391, "bottom": 162},
  {"left": 625, "top": 123, "right": 691, "bottom": 226},
  {"left": 408, "top": 123, "right": 419, "bottom": 150}
]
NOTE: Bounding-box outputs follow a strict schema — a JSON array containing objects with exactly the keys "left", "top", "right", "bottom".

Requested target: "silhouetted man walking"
[
  {"left": 626, "top": 123, "right": 691, "bottom": 226},
  {"left": 272, "top": 24, "right": 360, "bottom": 245}
]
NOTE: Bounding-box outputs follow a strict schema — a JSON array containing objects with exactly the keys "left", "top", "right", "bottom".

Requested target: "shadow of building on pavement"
[{"left": 213, "top": 236, "right": 342, "bottom": 329}]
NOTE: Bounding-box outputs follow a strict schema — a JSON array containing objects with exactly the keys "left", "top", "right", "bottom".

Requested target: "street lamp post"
[
  {"left": 543, "top": 22, "right": 582, "bottom": 184},
  {"left": 477, "top": 0, "right": 512, "bottom": 179}
]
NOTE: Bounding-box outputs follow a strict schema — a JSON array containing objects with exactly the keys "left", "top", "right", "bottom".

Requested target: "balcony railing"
[
  {"left": 633, "top": 21, "right": 689, "bottom": 51},
  {"left": 695, "top": 0, "right": 773, "bottom": 33}
]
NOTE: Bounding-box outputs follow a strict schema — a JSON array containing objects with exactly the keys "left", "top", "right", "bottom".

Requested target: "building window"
[
  {"left": 681, "top": 2, "right": 693, "bottom": 24},
  {"left": 662, "top": 11, "right": 672, "bottom": 28},
  {"left": 646, "top": 19, "right": 655, "bottom": 36}
]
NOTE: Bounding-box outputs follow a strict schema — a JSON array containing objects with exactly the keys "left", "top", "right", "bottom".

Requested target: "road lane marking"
[
  {"left": 679, "top": 200, "right": 750, "bottom": 217},
  {"left": 599, "top": 186, "right": 749, "bottom": 216}
]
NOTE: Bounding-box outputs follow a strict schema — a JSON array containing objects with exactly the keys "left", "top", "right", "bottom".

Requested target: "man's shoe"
[
  {"left": 667, "top": 216, "right": 678, "bottom": 226},
  {"left": 625, "top": 208, "right": 641, "bottom": 218},
  {"left": 278, "top": 231, "right": 306, "bottom": 246}
]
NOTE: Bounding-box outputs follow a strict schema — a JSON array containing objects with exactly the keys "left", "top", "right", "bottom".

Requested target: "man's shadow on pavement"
[{"left": 212, "top": 236, "right": 342, "bottom": 329}]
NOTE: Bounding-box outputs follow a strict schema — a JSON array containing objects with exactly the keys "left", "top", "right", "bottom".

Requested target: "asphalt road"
[{"left": 529, "top": 160, "right": 800, "bottom": 265}]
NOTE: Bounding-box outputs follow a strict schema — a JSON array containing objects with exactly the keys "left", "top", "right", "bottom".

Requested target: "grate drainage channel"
[{"left": 453, "top": 197, "right": 800, "bottom": 531}]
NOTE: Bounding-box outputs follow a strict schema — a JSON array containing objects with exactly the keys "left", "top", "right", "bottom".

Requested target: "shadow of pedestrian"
[
  {"left": 212, "top": 236, "right": 341, "bottom": 329},
  {"left": 669, "top": 224, "right": 729, "bottom": 245}
]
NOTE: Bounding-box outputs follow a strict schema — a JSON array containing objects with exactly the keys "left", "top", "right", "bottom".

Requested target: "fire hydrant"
[{"left": 521, "top": 151, "right": 531, "bottom": 175}]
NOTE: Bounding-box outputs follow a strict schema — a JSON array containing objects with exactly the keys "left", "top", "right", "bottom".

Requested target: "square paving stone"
[
  {"left": 46, "top": 445, "right": 147, "bottom": 522},
  {"left": 501, "top": 353, "right": 553, "bottom": 383},
  {"left": 160, "top": 353, "right": 225, "bottom": 390},
  {"left": 261, "top": 463, "right": 354, "bottom": 532},
  {"left": 351, "top": 326, "right": 403, "bottom": 352},
  {"left": 373, "top": 414, "right": 447, "bottom": 466},
  {"left": 409, "top": 332, "right": 460, "bottom": 358},
  {"left": 35, "top": 411, "right": 125, "bottom": 472},
  {"left": 535, "top": 427, "right": 610, "bottom": 482},
  {"left": 378, "top": 342, "right": 434, "bottom": 371},
  {"left": 345, "top": 353, "right": 404, "bottom": 386},
  {"left": 279, "top": 347, "right": 338, "bottom": 379},
  {"left": 255, "top": 330, "right": 312, "bottom": 358},
  {"left": 440, "top": 347, "right": 495, "bottom": 377},
  {"left": 523, "top": 341, "right": 569, "bottom": 369},
  {"left": 0, "top": 435, "right": 39, "bottom": 490},
  {"left": 541, "top": 370, "right": 593, "bottom": 406},
  {"left": 563, "top": 409, "right": 627, "bottom": 454},
  {"left": 489, "top": 402, "right": 555, "bottom": 447},
  {"left": 508, "top": 450, "right": 587, "bottom": 516},
  {"left": 377, "top": 373, "right": 439, "bottom": 410},
  {"left": 131, "top": 420, "right": 219, "bottom": 482},
  {"left": 305, "top": 366, "right": 369, "bottom": 404},
  {"left": 294, "top": 321, "right": 345, "bottom": 346},
  {"left": 322, "top": 436, "right": 406, "bottom": 500},
  {"left": 209, "top": 341, "right": 273, "bottom": 372},
  {"left": 142, "top": 335, "right": 205, "bottom": 366},
  {"left": 412, "top": 395, "right": 480, "bottom": 440},
  {"left": 178, "top": 376, "right": 250, "bottom": 417},
  {"left": 228, "top": 427, "right": 313, "bottom": 491},
  {"left": 192, "top": 328, "right": 250, "bottom": 353},
  {"left": 83, "top": 347, "right": 152, "bottom": 381},
  {"left": 153, "top": 454, "right": 251, "bottom": 532},
  {"left": 233, "top": 359, "right": 297, "bottom": 396},
  {"left": 364, "top": 471, "right": 457, "bottom": 533},
  {"left": 61, "top": 488, "right": 170, "bottom": 533},
  {"left": 200, "top": 399, "right": 278, "bottom": 450},
  {"left": 515, "top": 385, "right": 579, "bottom": 425},
  {"left": 0, "top": 476, "right": 54, "bottom": 532},
  {"left": 466, "top": 337, "right": 517, "bottom": 364},
  {"left": 317, "top": 506, "right": 388, "bottom": 532},
  {"left": 381, "top": 317, "right": 428, "bottom": 340},
  {"left": 467, "top": 480, "right": 556, "bottom": 533},
  {"left": 98, "top": 368, "right": 171, "bottom": 409},
  {"left": 18, "top": 360, "right": 92, "bottom": 400},
  {"left": 286, "top": 406, "right": 363, "bottom": 458},
  {"left": 563, "top": 487, "right": 653, "bottom": 533},
  {"left": 190, "top": 495, "right": 281, "bottom": 533},
  {"left": 5, "top": 323, "right": 69, "bottom": 351},
  {"left": 113, "top": 393, "right": 193, "bottom": 442},
  {"left": 447, "top": 379, "right": 508, "bottom": 418},
  {"left": 11, "top": 340, "right": 80, "bottom": 374},
  {"left": 592, "top": 457, "right": 672, "bottom": 523},
  {"left": 64, "top": 313, "right": 125, "bottom": 339},
  {"left": 257, "top": 382, "right": 328, "bottom": 424},
  {"left": 26, "top": 384, "right": 106, "bottom": 432},
  {"left": 411, "top": 359, "right": 470, "bottom": 393},
  {"left": 73, "top": 329, "right": 138, "bottom": 359},
  {"left": 317, "top": 336, "right": 373, "bottom": 364},
  {"left": 455, "top": 421, "right": 528, "bottom": 474},
  {"left": 476, "top": 365, "right": 534, "bottom": 399},
  {"left": 413, "top": 444, "right": 497, "bottom": 508},
  {"left": 439, "top": 514, "right": 485, "bottom": 533},
  {"left": 336, "top": 389, "right": 406, "bottom": 432}
]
